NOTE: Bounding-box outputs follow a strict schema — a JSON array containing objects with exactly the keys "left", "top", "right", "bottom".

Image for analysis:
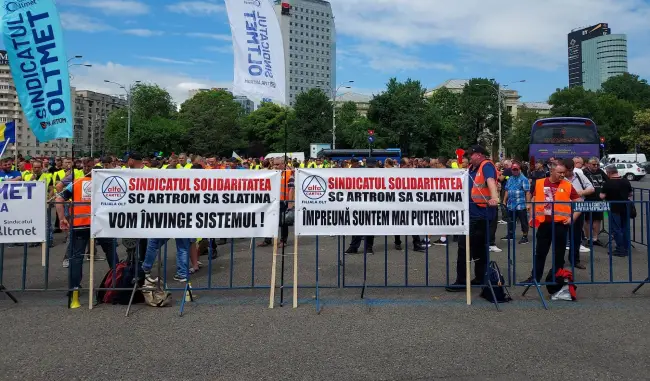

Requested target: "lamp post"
[
  {"left": 104, "top": 80, "right": 141, "bottom": 152},
  {"left": 317, "top": 80, "right": 354, "bottom": 149},
  {"left": 482, "top": 79, "right": 526, "bottom": 159}
]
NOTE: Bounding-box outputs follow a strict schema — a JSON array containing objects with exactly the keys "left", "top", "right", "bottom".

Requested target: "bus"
[
  {"left": 318, "top": 148, "right": 402, "bottom": 163},
  {"left": 529, "top": 117, "right": 600, "bottom": 161}
]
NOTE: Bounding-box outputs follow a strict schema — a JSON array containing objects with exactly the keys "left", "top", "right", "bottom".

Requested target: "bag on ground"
[
  {"left": 142, "top": 279, "right": 173, "bottom": 307},
  {"left": 97, "top": 261, "right": 144, "bottom": 305},
  {"left": 480, "top": 261, "right": 512, "bottom": 303}
]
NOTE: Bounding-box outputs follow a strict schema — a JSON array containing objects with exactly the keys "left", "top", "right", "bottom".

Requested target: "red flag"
[{"left": 455, "top": 148, "right": 465, "bottom": 165}]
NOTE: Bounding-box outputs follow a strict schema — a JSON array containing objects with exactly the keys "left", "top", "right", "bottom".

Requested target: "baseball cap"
[{"left": 467, "top": 145, "right": 489, "bottom": 156}]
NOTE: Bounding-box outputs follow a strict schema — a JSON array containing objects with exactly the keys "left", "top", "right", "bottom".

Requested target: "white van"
[{"left": 602, "top": 153, "right": 647, "bottom": 164}]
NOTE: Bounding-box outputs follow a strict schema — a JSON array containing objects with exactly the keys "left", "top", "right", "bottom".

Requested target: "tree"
[
  {"left": 241, "top": 102, "right": 293, "bottom": 156},
  {"left": 178, "top": 89, "right": 245, "bottom": 156},
  {"left": 622, "top": 109, "right": 650, "bottom": 153},
  {"left": 505, "top": 107, "right": 540, "bottom": 160},
  {"left": 131, "top": 83, "right": 177, "bottom": 120},
  {"left": 548, "top": 86, "right": 599, "bottom": 118},
  {"left": 600, "top": 73, "right": 650, "bottom": 109},
  {"left": 291, "top": 88, "right": 333, "bottom": 152},
  {"left": 425, "top": 87, "right": 463, "bottom": 157},
  {"left": 593, "top": 93, "right": 636, "bottom": 153},
  {"left": 367, "top": 78, "right": 429, "bottom": 156}
]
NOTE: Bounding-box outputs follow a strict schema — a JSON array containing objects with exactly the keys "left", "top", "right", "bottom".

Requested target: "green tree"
[
  {"left": 505, "top": 107, "right": 540, "bottom": 160},
  {"left": 131, "top": 83, "right": 177, "bottom": 120},
  {"left": 291, "top": 88, "right": 333, "bottom": 152},
  {"left": 367, "top": 78, "right": 429, "bottom": 156},
  {"left": 594, "top": 93, "right": 636, "bottom": 153},
  {"left": 425, "top": 87, "right": 463, "bottom": 157},
  {"left": 178, "top": 89, "right": 245, "bottom": 156},
  {"left": 242, "top": 102, "right": 293, "bottom": 156},
  {"left": 622, "top": 109, "right": 650, "bottom": 153},
  {"left": 600, "top": 73, "right": 650, "bottom": 109},
  {"left": 548, "top": 86, "right": 599, "bottom": 118}
]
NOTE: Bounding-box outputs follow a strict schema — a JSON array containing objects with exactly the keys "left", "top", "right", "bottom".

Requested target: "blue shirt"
[
  {"left": 505, "top": 174, "right": 530, "bottom": 211},
  {"left": 468, "top": 161, "right": 497, "bottom": 220},
  {"left": 0, "top": 170, "right": 21, "bottom": 181}
]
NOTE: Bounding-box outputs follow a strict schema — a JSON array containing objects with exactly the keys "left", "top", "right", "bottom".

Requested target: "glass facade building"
[{"left": 581, "top": 34, "right": 628, "bottom": 91}]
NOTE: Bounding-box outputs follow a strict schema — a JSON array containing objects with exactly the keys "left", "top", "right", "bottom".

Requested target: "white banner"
[
  {"left": 225, "top": 0, "right": 286, "bottom": 104},
  {"left": 91, "top": 169, "right": 281, "bottom": 239},
  {"left": 295, "top": 169, "right": 470, "bottom": 236},
  {"left": 0, "top": 182, "right": 46, "bottom": 243}
]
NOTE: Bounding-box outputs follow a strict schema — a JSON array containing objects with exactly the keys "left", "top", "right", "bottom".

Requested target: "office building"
[
  {"left": 73, "top": 90, "right": 127, "bottom": 156},
  {"left": 517, "top": 102, "right": 552, "bottom": 116},
  {"left": 567, "top": 23, "right": 628, "bottom": 90},
  {"left": 334, "top": 92, "right": 372, "bottom": 116},
  {"left": 274, "top": 0, "right": 336, "bottom": 106},
  {"left": 188, "top": 88, "right": 255, "bottom": 114},
  {"left": 426, "top": 79, "right": 522, "bottom": 118},
  {"left": 0, "top": 50, "right": 72, "bottom": 158}
]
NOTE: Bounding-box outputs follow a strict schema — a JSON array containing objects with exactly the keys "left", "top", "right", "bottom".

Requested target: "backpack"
[
  {"left": 480, "top": 261, "right": 512, "bottom": 303},
  {"left": 97, "top": 261, "right": 144, "bottom": 305},
  {"left": 142, "top": 279, "right": 173, "bottom": 307}
]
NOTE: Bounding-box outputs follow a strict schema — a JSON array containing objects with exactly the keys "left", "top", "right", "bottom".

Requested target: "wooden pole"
[
  {"left": 268, "top": 237, "right": 278, "bottom": 308},
  {"left": 465, "top": 234, "right": 471, "bottom": 305},
  {"left": 88, "top": 237, "right": 95, "bottom": 309}
]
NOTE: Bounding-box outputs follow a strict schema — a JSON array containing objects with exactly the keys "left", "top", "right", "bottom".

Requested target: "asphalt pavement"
[{"left": 2, "top": 214, "right": 650, "bottom": 380}]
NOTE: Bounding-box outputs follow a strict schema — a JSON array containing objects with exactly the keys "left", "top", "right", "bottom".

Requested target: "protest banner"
[
  {"left": 295, "top": 168, "right": 470, "bottom": 236},
  {"left": 0, "top": 182, "right": 46, "bottom": 243},
  {"left": 91, "top": 169, "right": 281, "bottom": 239}
]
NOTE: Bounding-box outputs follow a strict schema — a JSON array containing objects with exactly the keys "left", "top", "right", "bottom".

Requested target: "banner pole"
[
  {"left": 269, "top": 237, "right": 278, "bottom": 308},
  {"left": 293, "top": 235, "right": 298, "bottom": 308},
  {"left": 466, "top": 234, "right": 471, "bottom": 305},
  {"left": 88, "top": 237, "right": 95, "bottom": 309},
  {"left": 0, "top": 137, "right": 10, "bottom": 159}
]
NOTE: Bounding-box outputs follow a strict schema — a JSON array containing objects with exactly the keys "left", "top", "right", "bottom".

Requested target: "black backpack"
[{"left": 480, "top": 261, "right": 512, "bottom": 303}]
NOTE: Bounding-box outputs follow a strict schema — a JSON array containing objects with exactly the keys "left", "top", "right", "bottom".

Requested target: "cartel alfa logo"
[
  {"left": 302, "top": 175, "right": 327, "bottom": 200},
  {"left": 4, "top": 0, "right": 37, "bottom": 14},
  {"left": 101, "top": 176, "right": 127, "bottom": 202},
  {"left": 244, "top": 0, "right": 261, "bottom": 7}
]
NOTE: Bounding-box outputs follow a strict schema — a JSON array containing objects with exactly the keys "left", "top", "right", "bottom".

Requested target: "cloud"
[
  {"left": 71, "top": 0, "right": 149, "bottom": 15},
  {"left": 167, "top": 1, "right": 224, "bottom": 15},
  {"left": 60, "top": 12, "right": 111, "bottom": 32},
  {"left": 123, "top": 29, "right": 164, "bottom": 37},
  {"left": 348, "top": 44, "right": 455, "bottom": 72},
  {"left": 332, "top": 0, "right": 650, "bottom": 65},
  {"left": 135, "top": 56, "right": 195, "bottom": 65},
  {"left": 186, "top": 32, "right": 232, "bottom": 41},
  {"left": 69, "top": 62, "right": 231, "bottom": 105},
  {"left": 191, "top": 58, "right": 216, "bottom": 64},
  {"left": 205, "top": 45, "right": 233, "bottom": 54}
]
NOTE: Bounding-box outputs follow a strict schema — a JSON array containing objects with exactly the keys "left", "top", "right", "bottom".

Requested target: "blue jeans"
[
  {"left": 142, "top": 238, "right": 191, "bottom": 278},
  {"left": 68, "top": 229, "right": 118, "bottom": 289},
  {"left": 610, "top": 213, "right": 629, "bottom": 255}
]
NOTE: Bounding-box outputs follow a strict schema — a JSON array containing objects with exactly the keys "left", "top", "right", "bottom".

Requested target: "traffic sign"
[
  {"left": 368, "top": 130, "right": 375, "bottom": 136},
  {"left": 368, "top": 136, "right": 375, "bottom": 144}
]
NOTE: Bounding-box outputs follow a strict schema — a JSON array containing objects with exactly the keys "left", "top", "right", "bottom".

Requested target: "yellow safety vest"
[
  {"left": 74, "top": 169, "right": 85, "bottom": 179},
  {"left": 176, "top": 163, "right": 192, "bottom": 169},
  {"left": 24, "top": 172, "right": 52, "bottom": 186},
  {"left": 308, "top": 162, "right": 316, "bottom": 168},
  {"left": 162, "top": 164, "right": 169, "bottom": 169},
  {"left": 299, "top": 163, "right": 305, "bottom": 168},
  {"left": 54, "top": 169, "right": 66, "bottom": 183}
]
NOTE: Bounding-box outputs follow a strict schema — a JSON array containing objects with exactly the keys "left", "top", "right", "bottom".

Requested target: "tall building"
[
  {"left": 567, "top": 23, "right": 628, "bottom": 90},
  {"left": 0, "top": 50, "right": 72, "bottom": 158},
  {"left": 73, "top": 90, "right": 127, "bottom": 156},
  {"left": 274, "top": 0, "right": 336, "bottom": 106}
]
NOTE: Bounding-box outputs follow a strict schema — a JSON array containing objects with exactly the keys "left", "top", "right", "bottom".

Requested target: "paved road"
[{"left": 2, "top": 218, "right": 650, "bottom": 380}]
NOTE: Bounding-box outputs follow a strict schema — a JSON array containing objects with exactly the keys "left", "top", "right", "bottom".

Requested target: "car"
[
  {"left": 611, "top": 162, "right": 646, "bottom": 181},
  {"left": 639, "top": 161, "right": 650, "bottom": 173}
]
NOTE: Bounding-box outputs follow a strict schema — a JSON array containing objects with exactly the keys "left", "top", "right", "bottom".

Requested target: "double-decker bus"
[
  {"left": 318, "top": 148, "right": 402, "bottom": 163},
  {"left": 529, "top": 117, "right": 600, "bottom": 161}
]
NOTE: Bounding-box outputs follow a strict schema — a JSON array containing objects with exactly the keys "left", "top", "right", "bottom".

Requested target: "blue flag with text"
[{"left": 1, "top": 0, "right": 73, "bottom": 143}]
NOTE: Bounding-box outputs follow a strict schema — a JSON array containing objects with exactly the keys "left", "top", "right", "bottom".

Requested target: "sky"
[{"left": 4, "top": 0, "right": 650, "bottom": 106}]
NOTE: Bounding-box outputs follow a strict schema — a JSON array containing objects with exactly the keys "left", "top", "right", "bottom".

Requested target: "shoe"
[
  {"left": 173, "top": 274, "right": 188, "bottom": 282},
  {"left": 345, "top": 248, "right": 358, "bottom": 255},
  {"left": 593, "top": 240, "right": 605, "bottom": 247},
  {"left": 501, "top": 236, "right": 513, "bottom": 241},
  {"left": 196, "top": 261, "right": 204, "bottom": 268},
  {"left": 489, "top": 245, "right": 502, "bottom": 253},
  {"left": 612, "top": 251, "right": 628, "bottom": 258},
  {"left": 445, "top": 282, "right": 466, "bottom": 292},
  {"left": 470, "top": 278, "right": 483, "bottom": 286},
  {"left": 579, "top": 245, "right": 590, "bottom": 253},
  {"left": 62, "top": 259, "right": 69, "bottom": 268},
  {"left": 412, "top": 245, "right": 425, "bottom": 252},
  {"left": 498, "top": 220, "right": 508, "bottom": 225},
  {"left": 189, "top": 267, "right": 197, "bottom": 274},
  {"left": 432, "top": 239, "right": 447, "bottom": 246},
  {"left": 143, "top": 270, "right": 157, "bottom": 283},
  {"left": 573, "top": 262, "right": 587, "bottom": 270},
  {"left": 365, "top": 248, "right": 374, "bottom": 255},
  {"left": 518, "top": 236, "right": 529, "bottom": 244},
  {"left": 394, "top": 243, "right": 402, "bottom": 250}
]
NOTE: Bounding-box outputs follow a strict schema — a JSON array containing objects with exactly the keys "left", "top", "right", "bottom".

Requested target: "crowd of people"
[{"left": 0, "top": 147, "right": 637, "bottom": 303}]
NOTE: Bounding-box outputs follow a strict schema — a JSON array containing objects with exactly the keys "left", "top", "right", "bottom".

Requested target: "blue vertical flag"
[
  {"left": 1, "top": 0, "right": 73, "bottom": 143},
  {"left": 0, "top": 120, "right": 16, "bottom": 154}
]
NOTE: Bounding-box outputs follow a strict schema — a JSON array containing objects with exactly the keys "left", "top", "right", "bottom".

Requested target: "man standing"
[
  {"left": 583, "top": 157, "right": 608, "bottom": 246},
  {"left": 0, "top": 158, "right": 22, "bottom": 181},
  {"left": 524, "top": 161, "right": 582, "bottom": 282},
  {"left": 564, "top": 159, "right": 594, "bottom": 269},
  {"left": 447, "top": 145, "right": 499, "bottom": 292},
  {"left": 600, "top": 165, "right": 633, "bottom": 257},
  {"left": 502, "top": 161, "right": 531, "bottom": 244}
]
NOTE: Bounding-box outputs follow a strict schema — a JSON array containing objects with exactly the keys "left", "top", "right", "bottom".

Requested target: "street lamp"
[
  {"left": 480, "top": 79, "right": 526, "bottom": 159},
  {"left": 104, "top": 80, "right": 141, "bottom": 152},
  {"left": 317, "top": 80, "right": 354, "bottom": 149},
  {"left": 67, "top": 55, "right": 83, "bottom": 63}
]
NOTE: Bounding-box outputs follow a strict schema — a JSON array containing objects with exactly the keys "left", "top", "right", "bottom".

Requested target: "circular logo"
[
  {"left": 4, "top": 2, "right": 18, "bottom": 13},
  {"left": 302, "top": 175, "right": 327, "bottom": 200},
  {"left": 101, "top": 176, "right": 127, "bottom": 202},
  {"left": 244, "top": 0, "right": 261, "bottom": 7}
]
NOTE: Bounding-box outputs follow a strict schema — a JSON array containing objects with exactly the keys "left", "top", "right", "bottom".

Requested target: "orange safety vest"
[
  {"left": 470, "top": 160, "right": 494, "bottom": 207},
  {"left": 533, "top": 179, "right": 573, "bottom": 224},
  {"left": 72, "top": 177, "right": 92, "bottom": 227},
  {"left": 280, "top": 170, "right": 293, "bottom": 201}
]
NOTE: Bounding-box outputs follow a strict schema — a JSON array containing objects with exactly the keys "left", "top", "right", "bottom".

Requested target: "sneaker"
[
  {"left": 445, "top": 282, "right": 466, "bottom": 292},
  {"left": 345, "top": 247, "right": 358, "bottom": 255},
  {"left": 579, "top": 245, "right": 590, "bottom": 253},
  {"left": 189, "top": 267, "right": 197, "bottom": 274},
  {"left": 196, "top": 261, "right": 204, "bottom": 268},
  {"left": 394, "top": 243, "right": 402, "bottom": 250},
  {"left": 518, "top": 236, "right": 529, "bottom": 245},
  {"left": 412, "top": 245, "right": 425, "bottom": 252},
  {"left": 498, "top": 220, "right": 508, "bottom": 225},
  {"left": 501, "top": 236, "right": 513, "bottom": 241},
  {"left": 143, "top": 270, "right": 158, "bottom": 284},
  {"left": 432, "top": 239, "right": 447, "bottom": 246},
  {"left": 489, "top": 245, "right": 502, "bottom": 253},
  {"left": 593, "top": 240, "right": 605, "bottom": 247},
  {"left": 173, "top": 274, "right": 188, "bottom": 282},
  {"left": 365, "top": 247, "right": 374, "bottom": 255},
  {"left": 62, "top": 258, "right": 69, "bottom": 268}
]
